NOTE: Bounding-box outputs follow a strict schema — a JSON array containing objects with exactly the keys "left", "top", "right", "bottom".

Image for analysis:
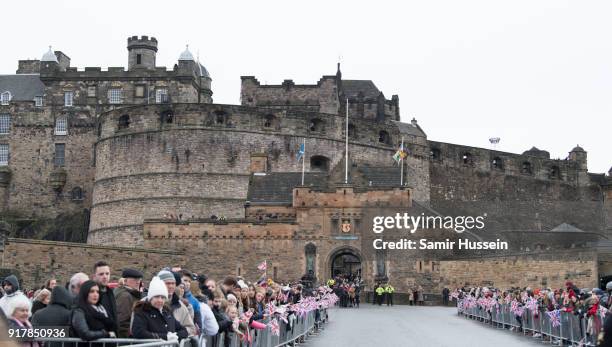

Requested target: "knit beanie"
[
  {"left": 157, "top": 270, "right": 176, "bottom": 283},
  {"left": 147, "top": 276, "right": 169, "bottom": 301}
]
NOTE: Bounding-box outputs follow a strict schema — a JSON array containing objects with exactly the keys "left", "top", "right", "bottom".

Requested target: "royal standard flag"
[{"left": 392, "top": 144, "right": 407, "bottom": 163}]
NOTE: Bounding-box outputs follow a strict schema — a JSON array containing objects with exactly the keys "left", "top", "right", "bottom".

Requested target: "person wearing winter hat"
[
  {"left": 157, "top": 270, "right": 196, "bottom": 336},
  {"left": 130, "top": 276, "right": 188, "bottom": 341},
  {"left": 5, "top": 293, "right": 36, "bottom": 347},
  {"left": 0, "top": 275, "right": 25, "bottom": 318},
  {"left": 114, "top": 268, "right": 143, "bottom": 338}
]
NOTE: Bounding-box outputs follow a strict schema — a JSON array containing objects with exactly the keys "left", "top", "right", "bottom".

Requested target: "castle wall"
[{"left": 428, "top": 141, "right": 605, "bottom": 234}]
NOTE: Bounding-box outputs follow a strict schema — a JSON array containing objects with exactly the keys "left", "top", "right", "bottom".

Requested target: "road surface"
[{"left": 306, "top": 305, "right": 542, "bottom": 347}]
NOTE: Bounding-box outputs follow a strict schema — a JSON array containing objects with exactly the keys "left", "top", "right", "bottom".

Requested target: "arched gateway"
[{"left": 328, "top": 247, "right": 362, "bottom": 279}]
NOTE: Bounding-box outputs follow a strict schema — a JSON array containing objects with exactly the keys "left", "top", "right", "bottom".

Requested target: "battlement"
[
  {"left": 292, "top": 186, "right": 411, "bottom": 209},
  {"left": 127, "top": 35, "right": 158, "bottom": 50}
]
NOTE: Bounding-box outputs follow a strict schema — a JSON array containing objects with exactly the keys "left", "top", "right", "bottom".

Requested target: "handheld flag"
[
  {"left": 296, "top": 143, "right": 305, "bottom": 162},
  {"left": 257, "top": 260, "right": 267, "bottom": 271}
]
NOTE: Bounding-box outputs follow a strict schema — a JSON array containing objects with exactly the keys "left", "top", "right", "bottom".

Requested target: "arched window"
[
  {"left": 549, "top": 165, "right": 561, "bottom": 180},
  {"left": 309, "top": 118, "right": 323, "bottom": 132},
  {"left": 430, "top": 148, "right": 441, "bottom": 161},
  {"left": 118, "top": 115, "right": 130, "bottom": 130},
  {"left": 378, "top": 130, "right": 390, "bottom": 145},
  {"left": 521, "top": 161, "right": 532, "bottom": 175},
  {"left": 348, "top": 124, "right": 357, "bottom": 138},
  {"left": 310, "top": 155, "right": 330, "bottom": 172},
  {"left": 491, "top": 156, "right": 503, "bottom": 170},
  {"left": 263, "top": 114, "right": 276, "bottom": 128},
  {"left": 161, "top": 111, "right": 174, "bottom": 124},
  {"left": 461, "top": 152, "right": 473, "bottom": 165},
  {"left": 71, "top": 187, "right": 83, "bottom": 201},
  {"left": 55, "top": 115, "right": 68, "bottom": 135}
]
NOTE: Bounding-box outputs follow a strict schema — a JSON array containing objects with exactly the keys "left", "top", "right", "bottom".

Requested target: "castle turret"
[
  {"left": 127, "top": 35, "right": 157, "bottom": 70},
  {"left": 569, "top": 145, "right": 589, "bottom": 186},
  {"left": 40, "top": 46, "right": 59, "bottom": 75}
]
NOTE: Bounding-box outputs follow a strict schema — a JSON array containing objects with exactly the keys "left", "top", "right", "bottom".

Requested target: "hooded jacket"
[
  {"left": 0, "top": 275, "right": 24, "bottom": 317},
  {"left": 32, "top": 287, "right": 73, "bottom": 347}
]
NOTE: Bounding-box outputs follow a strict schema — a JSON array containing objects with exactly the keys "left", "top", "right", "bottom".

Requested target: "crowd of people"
[
  {"left": 0, "top": 261, "right": 338, "bottom": 347},
  {"left": 452, "top": 281, "right": 612, "bottom": 346},
  {"left": 326, "top": 275, "right": 362, "bottom": 308}
]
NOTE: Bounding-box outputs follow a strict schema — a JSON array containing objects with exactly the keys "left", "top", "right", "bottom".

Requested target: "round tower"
[{"left": 127, "top": 35, "right": 158, "bottom": 70}]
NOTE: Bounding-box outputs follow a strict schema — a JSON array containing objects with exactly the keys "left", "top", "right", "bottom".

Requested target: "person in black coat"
[
  {"left": 32, "top": 286, "right": 73, "bottom": 347},
  {"left": 131, "top": 276, "right": 188, "bottom": 341},
  {"left": 71, "top": 280, "right": 116, "bottom": 343}
]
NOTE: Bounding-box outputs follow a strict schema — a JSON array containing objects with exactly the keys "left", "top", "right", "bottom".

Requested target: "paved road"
[{"left": 306, "top": 305, "right": 542, "bottom": 347}]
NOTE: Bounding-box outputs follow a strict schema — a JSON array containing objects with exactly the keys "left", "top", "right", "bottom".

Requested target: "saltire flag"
[
  {"left": 392, "top": 143, "right": 407, "bottom": 164},
  {"left": 257, "top": 260, "right": 267, "bottom": 271},
  {"left": 296, "top": 142, "right": 305, "bottom": 162},
  {"left": 256, "top": 273, "right": 267, "bottom": 287}
]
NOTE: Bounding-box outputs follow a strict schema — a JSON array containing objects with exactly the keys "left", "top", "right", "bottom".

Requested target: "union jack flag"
[
  {"left": 268, "top": 318, "right": 280, "bottom": 336},
  {"left": 547, "top": 309, "right": 561, "bottom": 328}
]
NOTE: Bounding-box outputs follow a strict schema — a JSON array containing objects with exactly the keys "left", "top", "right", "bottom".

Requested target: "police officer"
[
  {"left": 375, "top": 283, "right": 385, "bottom": 306},
  {"left": 384, "top": 283, "right": 394, "bottom": 306}
]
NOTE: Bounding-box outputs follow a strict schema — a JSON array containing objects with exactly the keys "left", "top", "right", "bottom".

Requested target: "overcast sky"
[{"left": 3, "top": 0, "right": 610, "bottom": 173}]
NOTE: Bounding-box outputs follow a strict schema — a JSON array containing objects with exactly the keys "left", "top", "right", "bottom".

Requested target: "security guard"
[
  {"left": 375, "top": 283, "right": 385, "bottom": 305},
  {"left": 384, "top": 283, "right": 395, "bottom": 306}
]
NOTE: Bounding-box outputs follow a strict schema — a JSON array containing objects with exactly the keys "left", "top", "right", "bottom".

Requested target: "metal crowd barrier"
[
  {"left": 202, "top": 308, "right": 327, "bottom": 347},
  {"left": 457, "top": 299, "right": 604, "bottom": 346},
  {"left": 31, "top": 337, "right": 180, "bottom": 347}
]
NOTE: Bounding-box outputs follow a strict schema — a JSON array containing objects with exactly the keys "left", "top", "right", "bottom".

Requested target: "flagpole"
[
  {"left": 400, "top": 137, "right": 404, "bottom": 186},
  {"left": 345, "top": 98, "right": 349, "bottom": 184},
  {"left": 301, "top": 138, "right": 305, "bottom": 185}
]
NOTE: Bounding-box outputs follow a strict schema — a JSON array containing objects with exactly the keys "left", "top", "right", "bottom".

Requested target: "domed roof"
[
  {"left": 198, "top": 62, "right": 210, "bottom": 78},
  {"left": 178, "top": 45, "right": 194, "bottom": 61},
  {"left": 571, "top": 145, "right": 585, "bottom": 152},
  {"left": 41, "top": 46, "right": 58, "bottom": 62}
]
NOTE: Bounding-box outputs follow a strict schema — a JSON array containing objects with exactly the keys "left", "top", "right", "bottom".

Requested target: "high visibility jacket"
[
  {"left": 376, "top": 287, "right": 385, "bottom": 295},
  {"left": 385, "top": 285, "right": 395, "bottom": 293}
]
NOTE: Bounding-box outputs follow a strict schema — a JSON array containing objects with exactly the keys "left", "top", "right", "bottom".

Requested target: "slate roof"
[
  {"left": 0, "top": 74, "right": 44, "bottom": 101},
  {"left": 247, "top": 172, "right": 328, "bottom": 204},
  {"left": 358, "top": 166, "right": 403, "bottom": 187},
  {"left": 550, "top": 223, "right": 584, "bottom": 233},
  {"left": 394, "top": 120, "right": 427, "bottom": 137},
  {"left": 341, "top": 80, "right": 381, "bottom": 99}
]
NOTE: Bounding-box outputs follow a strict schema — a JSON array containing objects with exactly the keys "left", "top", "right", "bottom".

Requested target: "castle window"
[
  {"left": 156, "top": 89, "right": 169, "bottom": 103},
  {"left": 549, "top": 165, "right": 561, "bottom": 180},
  {"left": 521, "top": 161, "right": 532, "bottom": 175},
  {"left": 0, "top": 144, "right": 8, "bottom": 165},
  {"left": 71, "top": 187, "right": 83, "bottom": 201},
  {"left": 136, "top": 54, "right": 142, "bottom": 65},
  {"left": 462, "top": 152, "right": 473, "bottom": 165},
  {"left": 491, "top": 156, "right": 503, "bottom": 170},
  {"left": 430, "top": 148, "right": 441, "bottom": 161},
  {"left": 118, "top": 115, "right": 130, "bottom": 130},
  {"left": 108, "top": 89, "right": 123, "bottom": 104},
  {"left": 214, "top": 111, "right": 226, "bottom": 125},
  {"left": 55, "top": 116, "right": 68, "bottom": 135},
  {"left": 378, "top": 130, "right": 391, "bottom": 145},
  {"left": 54, "top": 143, "right": 65, "bottom": 167},
  {"left": 0, "top": 114, "right": 11, "bottom": 134},
  {"left": 161, "top": 111, "right": 173, "bottom": 124},
  {"left": 1, "top": 91, "right": 11, "bottom": 105},
  {"left": 348, "top": 123, "right": 357, "bottom": 138},
  {"left": 87, "top": 86, "right": 97, "bottom": 98},
  {"left": 310, "top": 155, "right": 330, "bottom": 172},
  {"left": 263, "top": 114, "right": 275, "bottom": 128},
  {"left": 309, "top": 118, "right": 323, "bottom": 132},
  {"left": 64, "top": 91, "right": 73, "bottom": 107},
  {"left": 34, "top": 96, "right": 43, "bottom": 107}
]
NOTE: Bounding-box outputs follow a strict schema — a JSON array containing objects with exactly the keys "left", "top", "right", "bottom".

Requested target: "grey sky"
[{"left": 3, "top": 0, "right": 610, "bottom": 173}]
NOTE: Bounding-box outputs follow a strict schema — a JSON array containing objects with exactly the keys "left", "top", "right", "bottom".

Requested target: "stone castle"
[{"left": 0, "top": 36, "right": 610, "bottom": 298}]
